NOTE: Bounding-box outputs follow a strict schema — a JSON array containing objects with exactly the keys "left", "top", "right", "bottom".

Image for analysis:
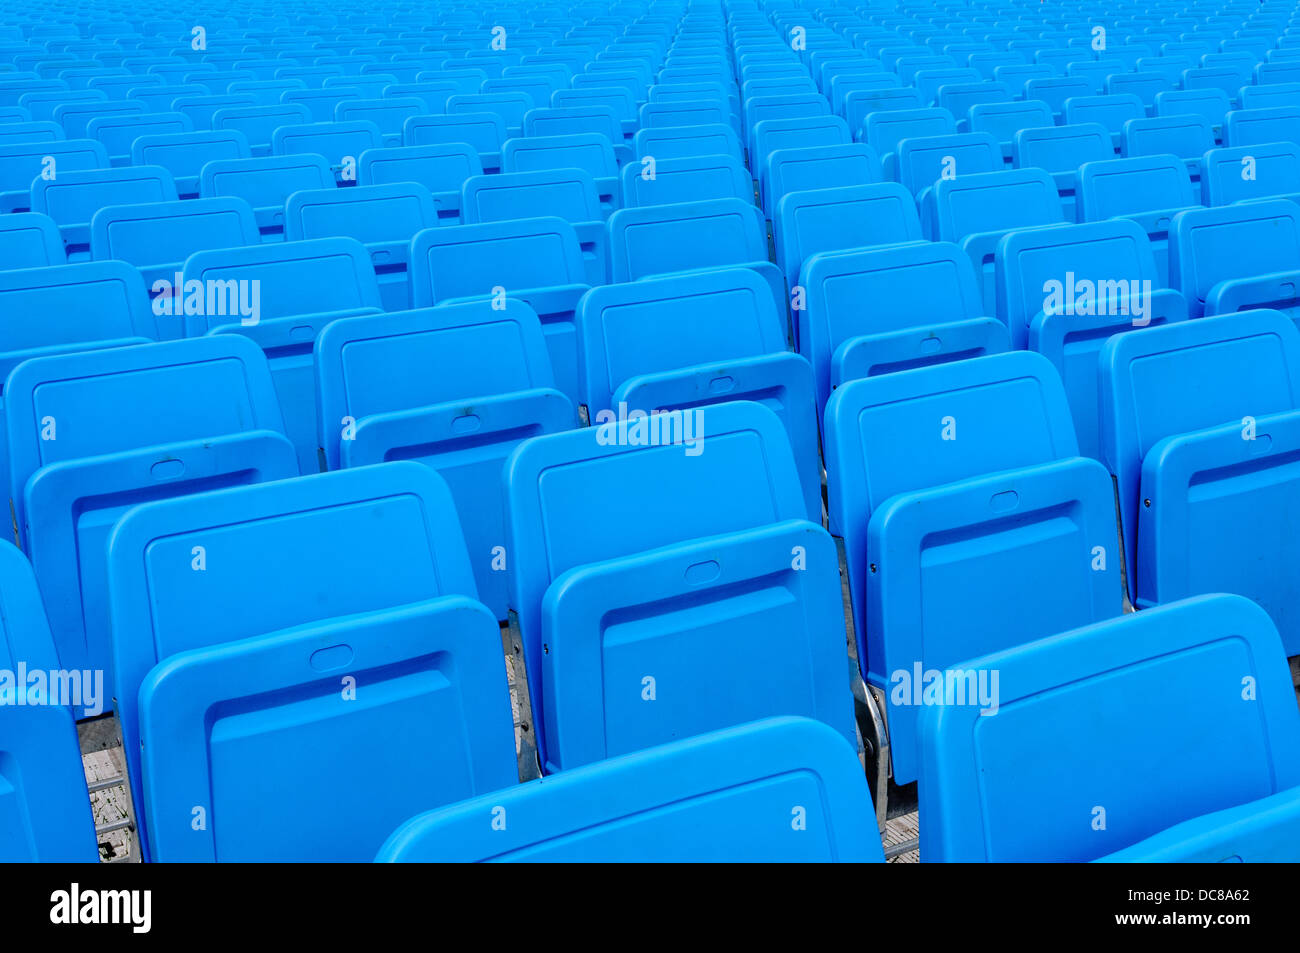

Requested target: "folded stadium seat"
[
  {"left": 89, "top": 196, "right": 259, "bottom": 307},
  {"left": 924, "top": 167, "right": 1066, "bottom": 313},
  {"left": 182, "top": 237, "right": 384, "bottom": 471},
  {"left": 283, "top": 183, "right": 435, "bottom": 311},
  {"left": 1257, "top": 62, "right": 1300, "bottom": 88},
  {"left": 185, "top": 70, "right": 259, "bottom": 97},
  {"left": 84, "top": 109, "right": 190, "bottom": 166},
  {"left": 1098, "top": 310, "right": 1300, "bottom": 645},
  {"left": 825, "top": 350, "right": 1122, "bottom": 792},
  {"left": 0, "top": 544, "right": 97, "bottom": 861},
  {"left": 1024, "top": 76, "right": 1092, "bottom": 121},
  {"left": 1169, "top": 199, "right": 1300, "bottom": 317},
  {"left": 1106, "top": 71, "right": 1170, "bottom": 115},
  {"left": 30, "top": 164, "right": 177, "bottom": 261},
  {"left": 168, "top": 93, "right": 258, "bottom": 132},
  {"left": 606, "top": 196, "right": 787, "bottom": 338},
  {"left": 268, "top": 119, "right": 382, "bottom": 186},
  {"left": 51, "top": 98, "right": 143, "bottom": 138},
  {"left": 521, "top": 104, "right": 630, "bottom": 165},
  {"left": 1077, "top": 154, "right": 1200, "bottom": 286},
  {"left": 22, "top": 90, "right": 110, "bottom": 123},
  {"left": 920, "top": 594, "right": 1300, "bottom": 862},
  {"left": 401, "top": 111, "right": 505, "bottom": 173},
  {"left": 1184, "top": 66, "right": 1252, "bottom": 106},
  {"left": 633, "top": 122, "right": 743, "bottom": 163},
  {"left": 446, "top": 92, "right": 532, "bottom": 139},
  {"left": 502, "top": 133, "right": 620, "bottom": 216},
  {"left": 417, "top": 69, "right": 488, "bottom": 97},
  {"left": 912, "top": 68, "right": 980, "bottom": 108},
  {"left": 105, "top": 463, "right": 516, "bottom": 861},
  {"left": 551, "top": 86, "right": 638, "bottom": 144},
  {"left": 800, "top": 240, "right": 1008, "bottom": 423},
  {"left": 619, "top": 152, "right": 751, "bottom": 207},
  {"left": 894, "top": 131, "right": 1001, "bottom": 201},
  {"left": 0, "top": 211, "right": 62, "bottom": 268},
  {"left": 1155, "top": 88, "right": 1231, "bottom": 144},
  {"left": 129, "top": 129, "right": 249, "bottom": 200},
  {"left": 843, "top": 88, "right": 924, "bottom": 142},
  {"left": 1062, "top": 94, "right": 1145, "bottom": 154},
  {"left": 504, "top": 400, "right": 856, "bottom": 774},
  {"left": 209, "top": 102, "right": 312, "bottom": 157},
  {"left": 1243, "top": 82, "right": 1300, "bottom": 110},
  {"left": 649, "top": 80, "right": 738, "bottom": 117},
  {"left": 1012, "top": 122, "right": 1113, "bottom": 223},
  {"left": 460, "top": 169, "right": 607, "bottom": 285},
  {"left": 378, "top": 717, "right": 883, "bottom": 863},
  {"left": 935, "top": 81, "right": 1013, "bottom": 122},
  {"left": 227, "top": 79, "right": 308, "bottom": 107},
  {"left": 863, "top": 106, "right": 956, "bottom": 180},
  {"left": 966, "top": 99, "right": 1053, "bottom": 167},
  {"left": 576, "top": 268, "right": 820, "bottom": 519},
  {"left": 409, "top": 216, "right": 589, "bottom": 404},
  {"left": 751, "top": 113, "right": 850, "bottom": 194},
  {"left": 828, "top": 71, "right": 900, "bottom": 114},
  {"left": 640, "top": 98, "right": 737, "bottom": 142},
  {"left": 762, "top": 143, "right": 882, "bottom": 222},
  {"left": 335, "top": 97, "right": 425, "bottom": 148},
  {"left": 992, "top": 64, "right": 1053, "bottom": 91},
  {"left": 998, "top": 219, "right": 1188, "bottom": 456},
  {"left": 382, "top": 81, "right": 458, "bottom": 115},
  {"left": 199, "top": 153, "right": 334, "bottom": 242},
  {"left": 1120, "top": 113, "right": 1215, "bottom": 189},
  {"left": 6, "top": 337, "right": 297, "bottom": 714},
  {"left": 1065, "top": 59, "right": 1126, "bottom": 96},
  {"left": 1223, "top": 105, "right": 1300, "bottom": 151},
  {"left": 0, "top": 120, "right": 62, "bottom": 146},
  {"left": 485, "top": 78, "right": 556, "bottom": 113},
  {"left": 280, "top": 86, "right": 365, "bottom": 124},
  {"left": 1200, "top": 142, "right": 1300, "bottom": 206},
  {"left": 314, "top": 301, "right": 574, "bottom": 618},
  {"left": 355, "top": 142, "right": 480, "bottom": 225}
]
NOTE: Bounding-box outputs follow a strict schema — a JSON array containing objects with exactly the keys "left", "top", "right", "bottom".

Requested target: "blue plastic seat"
[
  {"left": 967, "top": 99, "right": 1053, "bottom": 166},
  {"left": 182, "top": 237, "right": 384, "bottom": 471},
  {"left": 280, "top": 87, "right": 362, "bottom": 123},
  {"left": 1012, "top": 122, "right": 1113, "bottom": 222},
  {"left": 284, "top": 183, "right": 436, "bottom": 310},
  {"left": 314, "top": 300, "right": 574, "bottom": 618},
  {"left": 107, "top": 463, "right": 516, "bottom": 861},
  {"left": 1062, "top": 94, "right": 1145, "bottom": 152},
  {"left": 130, "top": 129, "right": 249, "bottom": 199},
  {"left": 199, "top": 153, "right": 335, "bottom": 240},
  {"left": 801, "top": 240, "right": 1007, "bottom": 418},
  {"left": 894, "top": 130, "right": 1001, "bottom": 196},
  {"left": 271, "top": 120, "right": 382, "bottom": 183},
  {"left": 52, "top": 98, "right": 144, "bottom": 138},
  {"left": 447, "top": 91, "right": 533, "bottom": 138},
  {"left": 0, "top": 211, "right": 62, "bottom": 268},
  {"left": 1099, "top": 309, "right": 1300, "bottom": 645},
  {"left": 502, "top": 132, "right": 619, "bottom": 215},
  {"left": 0, "top": 137, "right": 107, "bottom": 212},
  {"left": 619, "top": 152, "right": 751, "bottom": 207},
  {"left": 409, "top": 217, "right": 589, "bottom": 404},
  {"left": 763, "top": 143, "right": 881, "bottom": 220},
  {"left": 401, "top": 111, "right": 506, "bottom": 173},
  {"left": 920, "top": 594, "right": 1300, "bottom": 862},
  {"left": 1155, "top": 88, "right": 1231, "bottom": 143},
  {"left": 169, "top": 93, "right": 257, "bottom": 132},
  {"left": 751, "top": 113, "right": 849, "bottom": 182},
  {"left": 505, "top": 400, "right": 855, "bottom": 773},
  {"left": 30, "top": 164, "right": 177, "bottom": 260},
  {"left": 576, "top": 267, "right": 820, "bottom": 520},
  {"left": 1242, "top": 82, "right": 1300, "bottom": 111},
  {"left": 85, "top": 109, "right": 190, "bottom": 165},
  {"left": 844, "top": 88, "right": 923, "bottom": 140},
  {"left": 211, "top": 102, "right": 312, "bottom": 156},
  {"left": 335, "top": 97, "right": 425, "bottom": 147},
  {"left": 1077, "top": 154, "right": 1199, "bottom": 286},
  {"left": 0, "top": 119, "right": 62, "bottom": 146},
  {"left": 935, "top": 81, "right": 1012, "bottom": 120},
  {"left": 89, "top": 196, "right": 259, "bottom": 294},
  {"left": 6, "top": 337, "right": 296, "bottom": 713},
  {"left": 1024, "top": 76, "right": 1092, "bottom": 119},
  {"left": 633, "top": 122, "right": 742, "bottom": 162},
  {"left": 1200, "top": 142, "right": 1300, "bottom": 206},
  {"left": 1120, "top": 113, "right": 1215, "bottom": 187},
  {"left": 1223, "top": 106, "right": 1300, "bottom": 149},
  {"left": 864, "top": 106, "right": 956, "bottom": 179},
  {"left": 1169, "top": 199, "right": 1300, "bottom": 317},
  {"left": 825, "top": 351, "right": 1121, "bottom": 785},
  {"left": 461, "top": 169, "right": 606, "bottom": 285},
  {"left": 378, "top": 717, "right": 883, "bottom": 863},
  {"left": 0, "top": 544, "right": 97, "bottom": 861},
  {"left": 356, "top": 143, "right": 481, "bottom": 225}
]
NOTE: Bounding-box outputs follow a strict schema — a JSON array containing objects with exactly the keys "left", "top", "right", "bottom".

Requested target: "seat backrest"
[
  {"left": 967, "top": 98, "right": 1054, "bottom": 145},
  {"left": 1024, "top": 76, "right": 1093, "bottom": 114},
  {"left": 199, "top": 152, "right": 334, "bottom": 210},
  {"left": 765, "top": 142, "right": 881, "bottom": 209},
  {"left": 1099, "top": 309, "right": 1300, "bottom": 593},
  {"left": 447, "top": 91, "right": 534, "bottom": 132},
  {"left": 575, "top": 267, "right": 786, "bottom": 413},
  {"left": 1155, "top": 88, "right": 1231, "bottom": 128},
  {"left": 1062, "top": 93, "right": 1145, "bottom": 134},
  {"left": 751, "top": 114, "right": 849, "bottom": 169},
  {"left": 1242, "top": 82, "right": 1300, "bottom": 110},
  {"left": 502, "top": 132, "right": 617, "bottom": 179},
  {"left": 89, "top": 196, "right": 258, "bottom": 268},
  {"left": 774, "top": 182, "right": 922, "bottom": 288},
  {"left": 633, "top": 122, "right": 741, "bottom": 161},
  {"left": 864, "top": 106, "right": 956, "bottom": 158},
  {"left": 0, "top": 212, "right": 62, "bottom": 268},
  {"left": 211, "top": 102, "right": 312, "bottom": 150},
  {"left": 1224, "top": 106, "right": 1300, "bottom": 149},
  {"left": 1169, "top": 200, "right": 1300, "bottom": 316},
  {"left": 0, "top": 544, "right": 97, "bottom": 861},
  {"left": 1200, "top": 143, "right": 1300, "bottom": 205},
  {"left": 409, "top": 216, "right": 586, "bottom": 306},
  {"left": 1121, "top": 113, "right": 1215, "bottom": 160},
  {"left": 377, "top": 717, "right": 883, "bottom": 863},
  {"left": 0, "top": 120, "right": 62, "bottom": 146},
  {"left": 920, "top": 593, "right": 1300, "bottom": 861},
  {"left": 1013, "top": 122, "right": 1113, "bottom": 173},
  {"left": 181, "top": 236, "right": 382, "bottom": 334},
  {"left": 30, "top": 164, "right": 177, "bottom": 228},
  {"left": 401, "top": 111, "right": 505, "bottom": 156},
  {"left": 1106, "top": 71, "right": 1170, "bottom": 108},
  {"left": 619, "top": 152, "right": 751, "bottom": 206},
  {"left": 271, "top": 120, "right": 382, "bottom": 165},
  {"left": 106, "top": 462, "right": 495, "bottom": 861},
  {"left": 461, "top": 168, "right": 600, "bottom": 224},
  {"left": 0, "top": 138, "right": 107, "bottom": 194},
  {"left": 86, "top": 109, "right": 190, "bottom": 158},
  {"left": 335, "top": 97, "right": 425, "bottom": 139},
  {"left": 284, "top": 183, "right": 436, "bottom": 244},
  {"left": 802, "top": 240, "right": 986, "bottom": 410},
  {"left": 607, "top": 197, "right": 767, "bottom": 281},
  {"left": 130, "top": 130, "right": 250, "bottom": 191},
  {"left": 640, "top": 99, "right": 731, "bottom": 132},
  {"left": 357, "top": 142, "right": 483, "bottom": 197},
  {"left": 895, "top": 131, "right": 1001, "bottom": 194},
  {"left": 928, "top": 167, "right": 1064, "bottom": 241},
  {"left": 52, "top": 98, "right": 144, "bottom": 137},
  {"left": 313, "top": 299, "right": 556, "bottom": 470},
  {"left": 935, "top": 80, "right": 1013, "bottom": 118},
  {"left": 1078, "top": 154, "right": 1196, "bottom": 219}
]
